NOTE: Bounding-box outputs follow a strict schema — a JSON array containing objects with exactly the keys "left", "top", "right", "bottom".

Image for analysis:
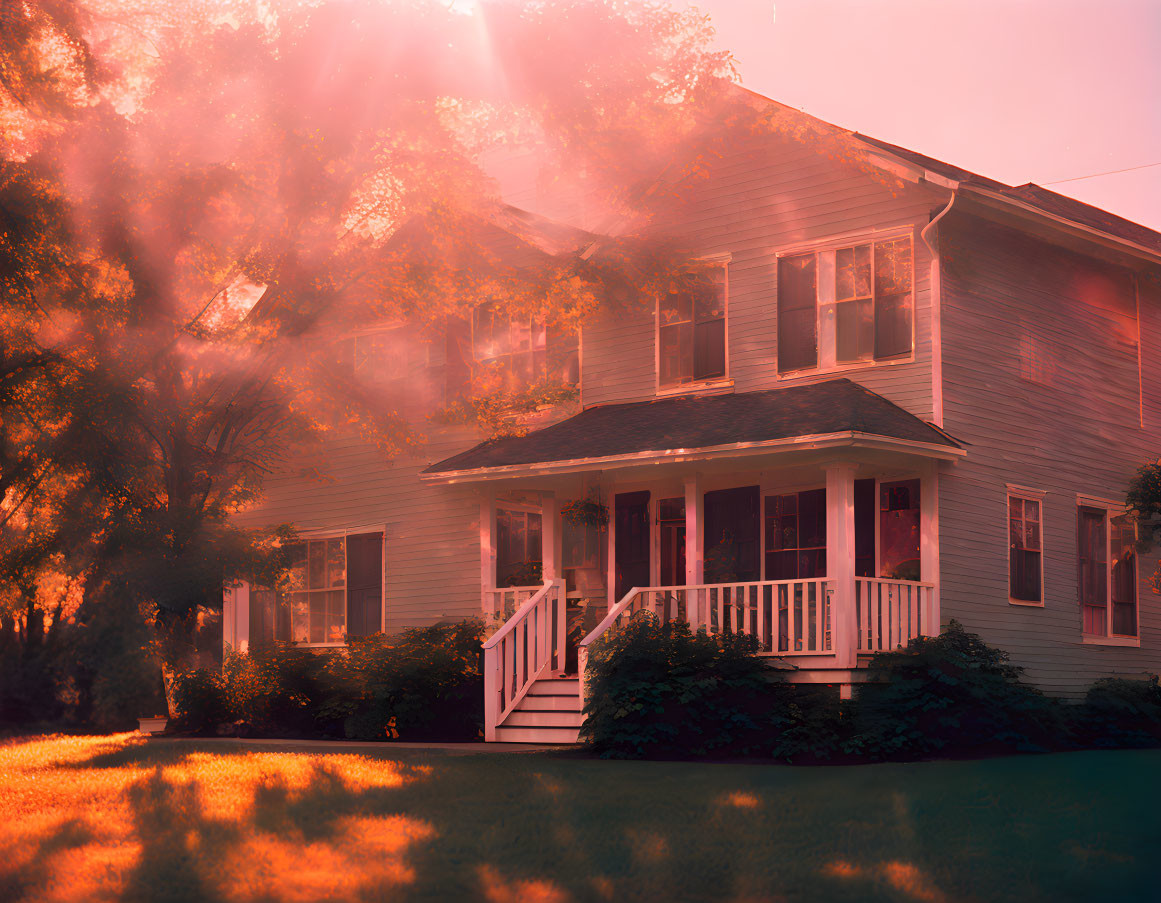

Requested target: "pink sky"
[{"left": 691, "top": 0, "right": 1161, "bottom": 231}]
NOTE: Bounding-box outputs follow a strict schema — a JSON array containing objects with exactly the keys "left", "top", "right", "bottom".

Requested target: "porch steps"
[{"left": 493, "top": 675, "right": 582, "bottom": 744}]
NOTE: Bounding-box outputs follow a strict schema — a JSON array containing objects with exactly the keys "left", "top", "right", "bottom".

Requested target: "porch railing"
[
  {"left": 484, "top": 584, "right": 543, "bottom": 621},
  {"left": 580, "top": 578, "right": 833, "bottom": 658},
  {"left": 855, "top": 577, "right": 936, "bottom": 652},
  {"left": 482, "top": 579, "right": 566, "bottom": 741}
]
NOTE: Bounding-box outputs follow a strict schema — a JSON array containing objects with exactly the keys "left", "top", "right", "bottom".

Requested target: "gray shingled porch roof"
[{"left": 424, "top": 379, "right": 961, "bottom": 477}]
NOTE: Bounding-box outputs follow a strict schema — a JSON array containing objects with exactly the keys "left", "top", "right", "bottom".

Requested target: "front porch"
[{"left": 420, "top": 380, "right": 963, "bottom": 741}]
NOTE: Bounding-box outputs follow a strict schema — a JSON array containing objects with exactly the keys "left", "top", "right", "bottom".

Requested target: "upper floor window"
[
  {"left": 1079, "top": 505, "right": 1138, "bottom": 641},
  {"left": 778, "top": 235, "right": 914, "bottom": 373},
  {"left": 658, "top": 266, "right": 727, "bottom": 388},
  {"left": 469, "top": 305, "right": 579, "bottom": 394},
  {"left": 1008, "top": 492, "right": 1043, "bottom": 604}
]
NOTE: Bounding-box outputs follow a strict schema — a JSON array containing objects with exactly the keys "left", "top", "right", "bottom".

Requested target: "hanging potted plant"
[{"left": 561, "top": 495, "right": 609, "bottom": 531}]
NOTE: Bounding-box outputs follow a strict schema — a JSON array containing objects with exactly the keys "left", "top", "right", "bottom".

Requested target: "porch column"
[
  {"left": 684, "top": 473, "right": 704, "bottom": 629},
  {"left": 825, "top": 462, "right": 858, "bottom": 668},
  {"left": 920, "top": 462, "right": 940, "bottom": 636},
  {"left": 541, "top": 491, "right": 559, "bottom": 581},
  {"left": 479, "top": 490, "right": 497, "bottom": 614}
]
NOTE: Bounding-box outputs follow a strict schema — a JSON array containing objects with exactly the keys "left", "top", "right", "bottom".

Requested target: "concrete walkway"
[{"left": 147, "top": 735, "right": 572, "bottom": 755}]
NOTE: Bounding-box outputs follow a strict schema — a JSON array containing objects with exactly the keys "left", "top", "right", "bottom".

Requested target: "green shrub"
[
  {"left": 1078, "top": 675, "right": 1161, "bottom": 748},
  {"left": 850, "top": 620, "right": 1067, "bottom": 759},
  {"left": 170, "top": 667, "right": 229, "bottom": 732},
  {"left": 579, "top": 616, "right": 785, "bottom": 759},
  {"left": 171, "top": 620, "right": 483, "bottom": 741}
]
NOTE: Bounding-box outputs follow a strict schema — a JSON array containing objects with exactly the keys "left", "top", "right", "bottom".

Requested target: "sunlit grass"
[
  {"left": 0, "top": 733, "right": 431, "bottom": 902},
  {"left": 0, "top": 735, "right": 1156, "bottom": 902}
]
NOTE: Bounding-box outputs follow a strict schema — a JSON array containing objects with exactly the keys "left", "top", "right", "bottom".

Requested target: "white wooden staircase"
[{"left": 493, "top": 674, "right": 582, "bottom": 744}]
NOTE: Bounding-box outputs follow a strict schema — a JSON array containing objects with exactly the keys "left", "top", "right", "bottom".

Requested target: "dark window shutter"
[
  {"left": 777, "top": 254, "right": 818, "bottom": 371},
  {"left": 346, "top": 533, "right": 383, "bottom": 638},
  {"left": 694, "top": 317, "right": 726, "bottom": 379}
]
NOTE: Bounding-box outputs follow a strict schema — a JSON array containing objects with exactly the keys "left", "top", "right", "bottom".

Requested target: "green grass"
[{"left": 2, "top": 734, "right": 1157, "bottom": 902}]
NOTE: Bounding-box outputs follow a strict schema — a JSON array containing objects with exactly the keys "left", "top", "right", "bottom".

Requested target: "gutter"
[{"left": 919, "top": 190, "right": 958, "bottom": 429}]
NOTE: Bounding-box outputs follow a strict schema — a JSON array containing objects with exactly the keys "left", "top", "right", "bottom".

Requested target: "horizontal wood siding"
[
  {"left": 582, "top": 134, "right": 944, "bottom": 419},
  {"left": 233, "top": 427, "right": 484, "bottom": 632},
  {"left": 940, "top": 212, "right": 1161, "bottom": 695}
]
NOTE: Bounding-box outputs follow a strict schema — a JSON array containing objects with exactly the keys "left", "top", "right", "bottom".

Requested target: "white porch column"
[
  {"left": 479, "top": 490, "right": 497, "bottom": 614},
  {"left": 684, "top": 473, "right": 704, "bottom": 629},
  {"left": 920, "top": 462, "right": 941, "bottom": 636},
  {"left": 541, "top": 491, "right": 559, "bottom": 580},
  {"left": 825, "top": 462, "right": 858, "bottom": 669}
]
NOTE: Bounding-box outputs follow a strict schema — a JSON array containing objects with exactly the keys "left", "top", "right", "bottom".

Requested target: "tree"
[{"left": 0, "top": 0, "right": 738, "bottom": 707}]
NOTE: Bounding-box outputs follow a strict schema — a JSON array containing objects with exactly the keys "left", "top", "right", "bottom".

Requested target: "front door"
[{"left": 615, "top": 491, "right": 651, "bottom": 599}]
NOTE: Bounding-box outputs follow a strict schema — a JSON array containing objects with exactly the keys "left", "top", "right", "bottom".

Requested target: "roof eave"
[{"left": 421, "top": 430, "right": 965, "bottom": 484}]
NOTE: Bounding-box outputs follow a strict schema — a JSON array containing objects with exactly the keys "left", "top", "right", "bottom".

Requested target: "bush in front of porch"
[
  {"left": 579, "top": 616, "right": 793, "bottom": 759},
  {"left": 169, "top": 620, "right": 484, "bottom": 741}
]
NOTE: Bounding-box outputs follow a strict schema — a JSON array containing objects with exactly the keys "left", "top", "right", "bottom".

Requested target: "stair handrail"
[
  {"left": 483, "top": 578, "right": 566, "bottom": 741},
  {"left": 578, "top": 586, "right": 642, "bottom": 651},
  {"left": 483, "top": 579, "right": 555, "bottom": 650}
]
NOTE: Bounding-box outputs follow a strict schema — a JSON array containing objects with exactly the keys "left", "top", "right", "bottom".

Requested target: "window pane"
[
  {"left": 660, "top": 323, "right": 693, "bottom": 385},
  {"left": 799, "top": 489, "right": 826, "bottom": 548},
  {"left": 326, "top": 538, "right": 345, "bottom": 588},
  {"left": 660, "top": 292, "right": 693, "bottom": 326},
  {"left": 309, "top": 592, "right": 325, "bottom": 644},
  {"left": 1011, "top": 548, "right": 1041, "bottom": 602},
  {"left": 308, "top": 541, "right": 326, "bottom": 590},
  {"left": 693, "top": 318, "right": 726, "bottom": 380},
  {"left": 290, "top": 592, "right": 310, "bottom": 643},
  {"left": 875, "top": 238, "right": 912, "bottom": 296},
  {"left": 1025, "top": 499, "right": 1040, "bottom": 523},
  {"left": 327, "top": 589, "right": 346, "bottom": 642},
  {"left": 694, "top": 274, "right": 726, "bottom": 322},
  {"left": 836, "top": 297, "right": 873, "bottom": 363},
  {"left": 285, "top": 544, "right": 307, "bottom": 592},
  {"left": 874, "top": 292, "right": 912, "bottom": 359},
  {"left": 880, "top": 479, "right": 920, "bottom": 581},
  {"left": 778, "top": 254, "right": 817, "bottom": 372},
  {"left": 836, "top": 244, "right": 871, "bottom": 301}
]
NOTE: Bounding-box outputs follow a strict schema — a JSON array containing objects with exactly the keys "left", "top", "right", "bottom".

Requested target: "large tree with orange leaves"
[{"left": 0, "top": 0, "right": 738, "bottom": 714}]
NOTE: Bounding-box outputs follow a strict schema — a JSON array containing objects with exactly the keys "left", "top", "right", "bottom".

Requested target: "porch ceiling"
[{"left": 422, "top": 379, "right": 963, "bottom": 482}]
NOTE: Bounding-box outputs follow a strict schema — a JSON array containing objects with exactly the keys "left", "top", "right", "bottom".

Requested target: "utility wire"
[{"left": 1043, "top": 160, "right": 1161, "bottom": 186}]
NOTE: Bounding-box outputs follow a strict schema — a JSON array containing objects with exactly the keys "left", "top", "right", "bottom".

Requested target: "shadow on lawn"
[{"left": 5, "top": 737, "right": 1158, "bottom": 902}]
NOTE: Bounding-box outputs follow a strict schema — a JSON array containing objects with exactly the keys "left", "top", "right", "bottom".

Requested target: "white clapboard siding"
[
  {"left": 938, "top": 213, "right": 1161, "bottom": 697},
  {"left": 581, "top": 130, "right": 944, "bottom": 421}
]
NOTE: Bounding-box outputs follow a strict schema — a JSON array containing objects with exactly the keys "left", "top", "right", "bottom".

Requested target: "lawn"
[{"left": 1, "top": 734, "right": 1156, "bottom": 903}]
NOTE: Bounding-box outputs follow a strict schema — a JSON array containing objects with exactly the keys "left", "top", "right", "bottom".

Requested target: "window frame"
[
  {"left": 1007, "top": 486, "right": 1046, "bottom": 607},
  {"left": 282, "top": 528, "right": 386, "bottom": 648},
  {"left": 1077, "top": 496, "right": 1140, "bottom": 647},
  {"left": 654, "top": 256, "right": 732, "bottom": 396},
  {"left": 775, "top": 227, "right": 917, "bottom": 377}
]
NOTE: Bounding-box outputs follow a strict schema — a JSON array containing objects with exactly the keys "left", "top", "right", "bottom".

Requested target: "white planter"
[{"left": 138, "top": 716, "right": 168, "bottom": 735}]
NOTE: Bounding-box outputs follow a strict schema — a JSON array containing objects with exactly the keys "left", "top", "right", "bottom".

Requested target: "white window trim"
[
  {"left": 1007, "top": 488, "right": 1046, "bottom": 607},
  {"left": 654, "top": 257, "right": 731, "bottom": 396},
  {"left": 775, "top": 227, "right": 917, "bottom": 378},
  {"left": 287, "top": 527, "right": 387, "bottom": 648},
  {"left": 1076, "top": 499, "right": 1140, "bottom": 647}
]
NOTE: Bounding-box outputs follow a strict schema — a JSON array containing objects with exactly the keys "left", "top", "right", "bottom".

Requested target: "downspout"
[
  {"left": 918, "top": 189, "right": 957, "bottom": 639},
  {"left": 920, "top": 189, "right": 958, "bottom": 430}
]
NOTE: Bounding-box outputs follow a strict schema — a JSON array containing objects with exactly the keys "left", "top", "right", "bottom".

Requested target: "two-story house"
[{"left": 225, "top": 91, "right": 1161, "bottom": 743}]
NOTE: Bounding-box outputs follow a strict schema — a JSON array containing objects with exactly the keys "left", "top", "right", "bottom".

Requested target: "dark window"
[
  {"left": 777, "top": 254, "right": 818, "bottom": 372},
  {"left": 873, "top": 238, "right": 913, "bottom": 359},
  {"left": 764, "top": 489, "right": 827, "bottom": 580},
  {"left": 854, "top": 479, "right": 876, "bottom": 578},
  {"left": 880, "top": 479, "right": 920, "bottom": 581},
  {"left": 1078, "top": 507, "right": 1108, "bottom": 635},
  {"left": 1111, "top": 514, "right": 1137, "bottom": 637},
  {"left": 496, "top": 509, "right": 542, "bottom": 587},
  {"left": 659, "top": 268, "right": 726, "bottom": 387},
  {"left": 835, "top": 244, "right": 873, "bottom": 363},
  {"left": 704, "top": 486, "right": 761, "bottom": 584},
  {"left": 658, "top": 497, "right": 686, "bottom": 587},
  {"left": 471, "top": 305, "right": 578, "bottom": 393},
  {"left": 615, "top": 491, "right": 651, "bottom": 598},
  {"left": 1009, "top": 496, "right": 1042, "bottom": 603}
]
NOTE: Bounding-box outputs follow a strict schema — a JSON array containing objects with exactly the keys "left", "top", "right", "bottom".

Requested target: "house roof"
[
  {"left": 853, "top": 134, "right": 1161, "bottom": 257},
  {"left": 423, "top": 379, "right": 962, "bottom": 478}
]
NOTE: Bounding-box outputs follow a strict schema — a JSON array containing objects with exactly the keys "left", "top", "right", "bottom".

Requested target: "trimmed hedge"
[
  {"left": 579, "top": 618, "right": 1161, "bottom": 762},
  {"left": 171, "top": 620, "right": 484, "bottom": 740},
  {"left": 579, "top": 615, "right": 790, "bottom": 758}
]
